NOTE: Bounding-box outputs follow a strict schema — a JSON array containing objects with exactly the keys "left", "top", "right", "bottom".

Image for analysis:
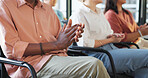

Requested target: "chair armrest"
[
  {"left": 69, "top": 46, "right": 117, "bottom": 78},
  {"left": 0, "top": 57, "right": 37, "bottom": 78},
  {"left": 113, "top": 43, "right": 130, "bottom": 48},
  {"left": 67, "top": 49, "right": 88, "bottom": 56},
  {"left": 121, "top": 42, "right": 139, "bottom": 49}
]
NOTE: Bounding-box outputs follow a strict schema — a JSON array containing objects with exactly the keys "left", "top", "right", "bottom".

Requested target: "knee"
[{"left": 88, "top": 57, "right": 104, "bottom": 67}]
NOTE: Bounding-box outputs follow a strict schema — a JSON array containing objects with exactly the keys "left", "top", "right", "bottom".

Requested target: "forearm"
[
  {"left": 24, "top": 42, "right": 58, "bottom": 56},
  {"left": 94, "top": 38, "right": 113, "bottom": 48},
  {"left": 124, "top": 31, "right": 140, "bottom": 42}
]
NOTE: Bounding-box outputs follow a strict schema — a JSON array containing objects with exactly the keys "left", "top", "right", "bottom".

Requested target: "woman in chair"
[
  {"left": 70, "top": 0, "right": 148, "bottom": 77},
  {"left": 104, "top": 0, "right": 148, "bottom": 49}
]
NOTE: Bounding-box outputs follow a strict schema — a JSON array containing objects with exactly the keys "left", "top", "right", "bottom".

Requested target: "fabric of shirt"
[
  {"left": 105, "top": 9, "right": 140, "bottom": 42},
  {"left": 70, "top": 4, "right": 113, "bottom": 47},
  {"left": 0, "top": 0, "right": 67, "bottom": 78}
]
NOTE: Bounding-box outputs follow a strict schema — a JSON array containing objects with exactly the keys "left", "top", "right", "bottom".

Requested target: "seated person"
[
  {"left": 44, "top": 0, "right": 67, "bottom": 27},
  {"left": 70, "top": 0, "right": 148, "bottom": 77},
  {"left": 0, "top": 0, "right": 110, "bottom": 78},
  {"left": 104, "top": 0, "right": 148, "bottom": 49}
]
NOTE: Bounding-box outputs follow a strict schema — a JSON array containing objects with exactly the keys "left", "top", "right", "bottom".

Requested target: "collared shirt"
[
  {"left": 0, "top": 0, "right": 67, "bottom": 78},
  {"left": 70, "top": 4, "right": 113, "bottom": 47},
  {"left": 105, "top": 10, "right": 140, "bottom": 42}
]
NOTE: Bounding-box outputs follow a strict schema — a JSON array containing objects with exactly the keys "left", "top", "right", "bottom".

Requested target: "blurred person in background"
[
  {"left": 71, "top": 0, "right": 148, "bottom": 77},
  {"left": 105, "top": 0, "right": 148, "bottom": 49},
  {"left": 0, "top": 0, "right": 110, "bottom": 78},
  {"left": 44, "top": 0, "right": 67, "bottom": 27}
]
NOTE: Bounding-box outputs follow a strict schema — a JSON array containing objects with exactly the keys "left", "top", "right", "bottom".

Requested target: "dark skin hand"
[
  {"left": 56, "top": 19, "right": 84, "bottom": 50},
  {"left": 23, "top": 0, "right": 85, "bottom": 56},
  {"left": 24, "top": 19, "right": 85, "bottom": 56}
]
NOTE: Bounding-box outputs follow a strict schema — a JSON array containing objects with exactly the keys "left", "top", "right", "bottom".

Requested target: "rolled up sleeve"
[{"left": 0, "top": 1, "right": 29, "bottom": 59}]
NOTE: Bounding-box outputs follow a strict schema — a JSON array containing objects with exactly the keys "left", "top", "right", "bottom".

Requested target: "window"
[
  {"left": 147, "top": 0, "right": 148, "bottom": 22},
  {"left": 71, "top": 0, "right": 139, "bottom": 22}
]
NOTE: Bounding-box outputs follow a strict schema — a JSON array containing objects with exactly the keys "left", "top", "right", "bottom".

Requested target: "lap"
[
  {"left": 84, "top": 48, "right": 148, "bottom": 73},
  {"left": 37, "top": 56, "right": 103, "bottom": 78}
]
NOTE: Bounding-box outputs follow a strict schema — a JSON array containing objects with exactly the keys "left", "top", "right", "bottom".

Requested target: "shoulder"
[
  {"left": 0, "top": 0, "right": 17, "bottom": 7},
  {"left": 70, "top": 8, "right": 85, "bottom": 25},
  {"left": 71, "top": 7, "right": 85, "bottom": 19},
  {"left": 105, "top": 9, "right": 117, "bottom": 16},
  {"left": 42, "top": 3, "right": 56, "bottom": 16},
  {"left": 123, "top": 9, "right": 132, "bottom": 15},
  {"left": 42, "top": 3, "right": 52, "bottom": 10},
  {"left": 105, "top": 9, "right": 119, "bottom": 20}
]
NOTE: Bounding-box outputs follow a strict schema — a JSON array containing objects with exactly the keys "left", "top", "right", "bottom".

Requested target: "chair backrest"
[
  {"left": 72, "top": 42, "right": 78, "bottom": 46},
  {"left": 0, "top": 46, "right": 10, "bottom": 78}
]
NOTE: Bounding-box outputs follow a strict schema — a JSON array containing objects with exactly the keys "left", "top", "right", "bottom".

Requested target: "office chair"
[
  {"left": 68, "top": 42, "right": 135, "bottom": 78},
  {"left": 0, "top": 46, "right": 37, "bottom": 78}
]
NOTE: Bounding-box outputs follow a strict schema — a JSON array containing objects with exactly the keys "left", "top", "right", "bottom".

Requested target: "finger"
[
  {"left": 82, "top": 24, "right": 85, "bottom": 28},
  {"left": 67, "top": 19, "right": 72, "bottom": 28},
  {"left": 145, "top": 26, "right": 148, "bottom": 28},
  {"left": 76, "top": 31, "right": 82, "bottom": 38},
  {"left": 65, "top": 25, "right": 77, "bottom": 34},
  {"left": 69, "top": 31, "right": 76, "bottom": 41},
  {"left": 62, "top": 24, "right": 67, "bottom": 32},
  {"left": 77, "top": 26, "right": 84, "bottom": 33},
  {"left": 67, "top": 27, "right": 77, "bottom": 37},
  {"left": 75, "top": 36, "right": 79, "bottom": 42},
  {"left": 144, "top": 23, "right": 147, "bottom": 26},
  {"left": 69, "top": 37, "right": 75, "bottom": 45},
  {"left": 77, "top": 34, "right": 82, "bottom": 38}
]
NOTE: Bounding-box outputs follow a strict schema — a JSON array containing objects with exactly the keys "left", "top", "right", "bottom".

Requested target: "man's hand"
[{"left": 56, "top": 19, "right": 85, "bottom": 50}]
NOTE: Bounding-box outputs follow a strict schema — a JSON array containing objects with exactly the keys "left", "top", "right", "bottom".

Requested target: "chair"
[
  {"left": 0, "top": 46, "right": 37, "bottom": 78},
  {"left": 113, "top": 42, "right": 140, "bottom": 49},
  {"left": 68, "top": 42, "right": 135, "bottom": 78}
]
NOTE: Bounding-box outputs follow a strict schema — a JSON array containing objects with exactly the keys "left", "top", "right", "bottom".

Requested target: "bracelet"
[
  {"left": 138, "top": 30, "right": 143, "bottom": 37},
  {"left": 39, "top": 43, "right": 45, "bottom": 55}
]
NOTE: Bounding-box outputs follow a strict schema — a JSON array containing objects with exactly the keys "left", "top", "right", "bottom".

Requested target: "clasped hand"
[
  {"left": 107, "top": 33, "right": 125, "bottom": 43},
  {"left": 56, "top": 19, "right": 85, "bottom": 50},
  {"left": 139, "top": 23, "right": 148, "bottom": 35}
]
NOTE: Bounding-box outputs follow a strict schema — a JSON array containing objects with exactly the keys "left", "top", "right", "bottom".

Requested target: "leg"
[
  {"left": 131, "top": 67, "right": 148, "bottom": 78},
  {"left": 84, "top": 49, "right": 148, "bottom": 76},
  {"left": 108, "top": 49, "right": 148, "bottom": 74},
  {"left": 37, "top": 56, "right": 110, "bottom": 78}
]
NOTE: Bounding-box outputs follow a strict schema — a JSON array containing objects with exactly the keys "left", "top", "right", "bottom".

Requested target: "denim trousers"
[{"left": 83, "top": 43, "right": 148, "bottom": 78}]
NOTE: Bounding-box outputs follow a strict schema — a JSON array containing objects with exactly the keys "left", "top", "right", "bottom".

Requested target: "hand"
[
  {"left": 139, "top": 23, "right": 148, "bottom": 29},
  {"left": 56, "top": 19, "right": 84, "bottom": 50},
  {"left": 74, "top": 23, "right": 85, "bottom": 42},
  {"left": 107, "top": 33, "right": 125, "bottom": 43},
  {"left": 107, "top": 33, "right": 125, "bottom": 38},
  {"left": 139, "top": 23, "right": 148, "bottom": 36}
]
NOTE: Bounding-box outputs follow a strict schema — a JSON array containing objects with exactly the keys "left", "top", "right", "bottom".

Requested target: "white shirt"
[{"left": 70, "top": 4, "right": 113, "bottom": 47}]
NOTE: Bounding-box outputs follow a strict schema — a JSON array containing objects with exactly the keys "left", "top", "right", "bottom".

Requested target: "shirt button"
[{"left": 40, "top": 36, "right": 42, "bottom": 38}]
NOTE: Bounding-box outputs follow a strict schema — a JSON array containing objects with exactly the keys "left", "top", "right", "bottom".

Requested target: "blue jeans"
[{"left": 83, "top": 43, "right": 148, "bottom": 78}]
